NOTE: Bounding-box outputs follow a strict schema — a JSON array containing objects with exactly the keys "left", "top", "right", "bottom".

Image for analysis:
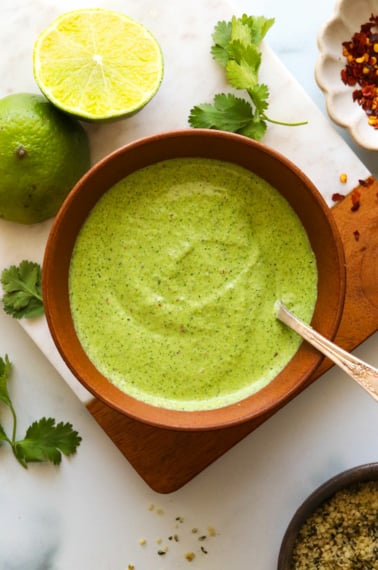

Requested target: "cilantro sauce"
[{"left": 69, "top": 158, "right": 317, "bottom": 411}]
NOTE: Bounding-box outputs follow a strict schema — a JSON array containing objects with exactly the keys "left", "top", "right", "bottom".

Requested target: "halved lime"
[{"left": 33, "top": 8, "right": 164, "bottom": 122}]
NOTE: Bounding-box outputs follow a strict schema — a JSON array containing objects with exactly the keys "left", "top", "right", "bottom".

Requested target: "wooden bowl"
[
  {"left": 278, "top": 462, "right": 378, "bottom": 568},
  {"left": 43, "top": 129, "right": 346, "bottom": 431}
]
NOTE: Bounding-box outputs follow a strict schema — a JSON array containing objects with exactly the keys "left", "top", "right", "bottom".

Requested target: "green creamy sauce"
[{"left": 69, "top": 158, "right": 318, "bottom": 411}]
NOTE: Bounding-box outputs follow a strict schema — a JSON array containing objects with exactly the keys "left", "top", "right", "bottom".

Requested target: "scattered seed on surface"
[{"left": 140, "top": 506, "right": 218, "bottom": 563}]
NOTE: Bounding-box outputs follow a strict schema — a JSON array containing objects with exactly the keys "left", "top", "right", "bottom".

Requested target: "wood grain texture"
[{"left": 87, "top": 178, "right": 378, "bottom": 493}]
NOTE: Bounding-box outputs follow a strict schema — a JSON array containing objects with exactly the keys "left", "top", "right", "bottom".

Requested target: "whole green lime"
[{"left": 0, "top": 92, "right": 90, "bottom": 224}]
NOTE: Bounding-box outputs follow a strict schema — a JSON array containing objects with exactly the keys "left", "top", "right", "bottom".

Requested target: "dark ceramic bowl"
[
  {"left": 278, "top": 462, "right": 378, "bottom": 569},
  {"left": 42, "top": 129, "right": 346, "bottom": 430}
]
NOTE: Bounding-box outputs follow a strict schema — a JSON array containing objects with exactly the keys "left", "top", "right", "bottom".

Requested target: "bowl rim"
[
  {"left": 277, "top": 462, "right": 378, "bottom": 569},
  {"left": 42, "top": 128, "right": 346, "bottom": 431}
]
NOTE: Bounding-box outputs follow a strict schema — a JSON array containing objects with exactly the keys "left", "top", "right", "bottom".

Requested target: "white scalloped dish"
[{"left": 315, "top": 0, "right": 378, "bottom": 150}]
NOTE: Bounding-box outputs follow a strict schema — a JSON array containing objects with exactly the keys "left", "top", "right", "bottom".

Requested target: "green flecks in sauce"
[{"left": 69, "top": 158, "right": 317, "bottom": 411}]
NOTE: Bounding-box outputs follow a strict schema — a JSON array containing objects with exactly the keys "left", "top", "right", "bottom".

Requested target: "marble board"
[{"left": 0, "top": 0, "right": 374, "bottom": 488}]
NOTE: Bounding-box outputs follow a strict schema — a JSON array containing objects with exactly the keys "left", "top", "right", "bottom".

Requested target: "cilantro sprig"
[
  {"left": 0, "top": 355, "right": 81, "bottom": 467},
  {"left": 189, "top": 14, "right": 307, "bottom": 140},
  {"left": 1, "top": 260, "right": 44, "bottom": 319}
]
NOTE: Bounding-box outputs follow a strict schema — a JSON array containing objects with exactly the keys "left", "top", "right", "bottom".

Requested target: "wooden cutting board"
[{"left": 87, "top": 177, "right": 378, "bottom": 494}]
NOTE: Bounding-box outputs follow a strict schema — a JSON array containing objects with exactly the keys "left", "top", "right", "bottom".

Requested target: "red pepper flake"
[
  {"left": 353, "top": 229, "right": 360, "bottom": 241},
  {"left": 341, "top": 14, "right": 378, "bottom": 129},
  {"left": 359, "top": 176, "right": 375, "bottom": 187},
  {"left": 332, "top": 192, "right": 346, "bottom": 202},
  {"left": 351, "top": 187, "right": 361, "bottom": 211}
]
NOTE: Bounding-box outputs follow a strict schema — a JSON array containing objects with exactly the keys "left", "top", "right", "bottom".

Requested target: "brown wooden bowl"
[
  {"left": 277, "top": 462, "right": 378, "bottom": 568},
  {"left": 43, "top": 129, "right": 346, "bottom": 431}
]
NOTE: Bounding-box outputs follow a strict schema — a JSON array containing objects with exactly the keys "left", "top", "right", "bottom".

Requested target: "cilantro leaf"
[
  {"left": 211, "top": 20, "right": 232, "bottom": 67},
  {"left": 239, "top": 14, "right": 275, "bottom": 45},
  {"left": 14, "top": 418, "right": 82, "bottom": 467},
  {"left": 189, "top": 93, "right": 254, "bottom": 131},
  {"left": 0, "top": 354, "right": 82, "bottom": 468},
  {"left": 0, "top": 355, "right": 12, "bottom": 408},
  {"left": 229, "top": 15, "right": 257, "bottom": 47},
  {"left": 228, "top": 40, "right": 261, "bottom": 69},
  {"left": 249, "top": 83, "right": 270, "bottom": 114},
  {"left": 0, "top": 355, "right": 17, "bottom": 445},
  {"left": 1, "top": 260, "right": 44, "bottom": 319},
  {"left": 189, "top": 14, "right": 307, "bottom": 140},
  {"left": 226, "top": 51, "right": 260, "bottom": 90},
  {"left": 189, "top": 93, "right": 268, "bottom": 141},
  {"left": 240, "top": 117, "right": 267, "bottom": 140}
]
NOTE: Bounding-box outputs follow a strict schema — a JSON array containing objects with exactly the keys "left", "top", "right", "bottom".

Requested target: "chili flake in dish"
[{"left": 341, "top": 14, "right": 378, "bottom": 129}]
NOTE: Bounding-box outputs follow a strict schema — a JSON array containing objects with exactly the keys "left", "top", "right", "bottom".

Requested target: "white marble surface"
[{"left": 0, "top": 0, "right": 377, "bottom": 569}]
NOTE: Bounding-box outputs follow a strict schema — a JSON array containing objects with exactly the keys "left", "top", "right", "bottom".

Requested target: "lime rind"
[
  {"left": 0, "top": 92, "right": 90, "bottom": 224},
  {"left": 33, "top": 8, "right": 164, "bottom": 122}
]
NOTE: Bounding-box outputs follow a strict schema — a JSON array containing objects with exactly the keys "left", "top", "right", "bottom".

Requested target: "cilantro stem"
[
  {"left": 263, "top": 114, "right": 308, "bottom": 127},
  {"left": 0, "top": 401, "right": 26, "bottom": 467},
  {"left": 5, "top": 400, "right": 27, "bottom": 467},
  {"left": 8, "top": 400, "right": 17, "bottom": 444},
  {"left": 247, "top": 90, "right": 308, "bottom": 128}
]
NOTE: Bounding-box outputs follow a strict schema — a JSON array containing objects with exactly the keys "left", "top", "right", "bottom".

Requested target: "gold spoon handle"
[{"left": 276, "top": 301, "right": 378, "bottom": 402}]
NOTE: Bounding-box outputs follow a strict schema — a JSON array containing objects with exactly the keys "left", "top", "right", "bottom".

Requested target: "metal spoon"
[{"left": 275, "top": 301, "right": 378, "bottom": 402}]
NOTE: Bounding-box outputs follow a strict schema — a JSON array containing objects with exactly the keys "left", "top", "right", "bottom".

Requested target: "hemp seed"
[{"left": 291, "top": 480, "right": 378, "bottom": 569}]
